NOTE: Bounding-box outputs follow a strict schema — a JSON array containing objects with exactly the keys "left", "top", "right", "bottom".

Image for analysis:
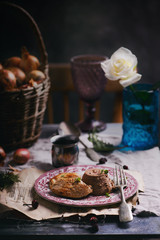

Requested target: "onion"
[
  {"left": 7, "top": 67, "right": 26, "bottom": 86},
  {"left": 13, "top": 148, "right": 30, "bottom": 165},
  {"left": 0, "top": 69, "right": 17, "bottom": 91},
  {"left": 0, "top": 64, "right": 3, "bottom": 70},
  {"left": 4, "top": 57, "right": 21, "bottom": 68},
  {"left": 27, "top": 70, "right": 45, "bottom": 83},
  {"left": 0, "top": 146, "right": 6, "bottom": 162},
  {"left": 19, "top": 47, "right": 40, "bottom": 73}
]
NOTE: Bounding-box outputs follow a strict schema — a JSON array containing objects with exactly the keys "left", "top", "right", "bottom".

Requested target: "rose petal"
[
  {"left": 119, "top": 73, "right": 142, "bottom": 88},
  {"left": 101, "top": 59, "right": 110, "bottom": 73},
  {"left": 101, "top": 47, "right": 141, "bottom": 87},
  {"left": 101, "top": 60, "right": 119, "bottom": 80},
  {"left": 112, "top": 47, "right": 137, "bottom": 69},
  {"left": 112, "top": 47, "right": 137, "bottom": 65}
]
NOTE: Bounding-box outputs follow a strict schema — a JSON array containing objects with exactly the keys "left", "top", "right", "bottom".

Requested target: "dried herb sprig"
[{"left": 0, "top": 171, "right": 21, "bottom": 191}]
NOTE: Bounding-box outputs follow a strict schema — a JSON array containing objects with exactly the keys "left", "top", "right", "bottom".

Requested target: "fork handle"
[
  {"left": 119, "top": 186, "right": 133, "bottom": 222},
  {"left": 119, "top": 202, "right": 133, "bottom": 222}
]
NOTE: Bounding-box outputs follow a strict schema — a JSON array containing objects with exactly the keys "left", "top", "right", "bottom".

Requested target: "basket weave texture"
[{"left": 0, "top": 3, "right": 50, "bottom": 151}]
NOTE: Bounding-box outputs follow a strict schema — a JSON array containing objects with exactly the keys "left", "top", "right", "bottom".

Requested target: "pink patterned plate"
[{"left": 34, "top": 165, "right": 138, "bottom": 207}]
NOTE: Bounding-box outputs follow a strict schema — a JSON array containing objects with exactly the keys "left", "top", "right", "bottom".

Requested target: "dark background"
[{"left": 0, "top": 0, "right": 160, "bottom": 123}]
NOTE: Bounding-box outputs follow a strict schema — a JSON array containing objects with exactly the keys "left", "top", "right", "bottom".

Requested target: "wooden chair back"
[{"left": 47, "top": 63, "right": 123, "bottom": 123}]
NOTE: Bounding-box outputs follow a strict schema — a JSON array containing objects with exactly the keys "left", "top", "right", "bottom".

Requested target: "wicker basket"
[{"left": 0, "top": 2, "right": 50, "bottom": 151}]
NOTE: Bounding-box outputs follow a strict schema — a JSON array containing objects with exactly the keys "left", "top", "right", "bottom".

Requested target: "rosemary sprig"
[
  {"left": 88, "top": 133, "right": 125, "bottom": 153},
  {"left": 0, "top": 171, "right": 21, "bottom": 191}
]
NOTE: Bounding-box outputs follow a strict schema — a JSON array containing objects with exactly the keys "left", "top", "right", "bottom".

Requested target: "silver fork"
[{"left": 114, "top": 165, "right": 133, "bottom": 222}]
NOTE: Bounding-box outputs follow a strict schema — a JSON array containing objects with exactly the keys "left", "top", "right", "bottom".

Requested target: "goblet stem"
[
  {"left": 86, "top": 102, "right": 95, "bottom": 122},
  {"left": 76, "top": 102, "right": 106, "bottom": 132}
]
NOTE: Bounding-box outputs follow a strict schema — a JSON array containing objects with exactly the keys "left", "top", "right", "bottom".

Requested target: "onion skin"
[
  {"left": 13, "top": 148, "right": 30, "bottom": 165},
  {"left": 0, "top": 69, "right": 17, "bottom": 91},
  {"left": 20, "top": 47, "right": 40, "bottom": 73},
  {"left": 7, "top": 67, "right": 26, "bottom": 86},
  {"left": 27, "top": 70, "right": 45, "bottom": 83},
  {"left": 0, "top": 146, "right": 6, "bottom": 162},
  {"left": 28, "top": 79, "right": 38, "bottom": 87},
  {"left": 4, "top": 57, "right": 21, "bottom": 68}
]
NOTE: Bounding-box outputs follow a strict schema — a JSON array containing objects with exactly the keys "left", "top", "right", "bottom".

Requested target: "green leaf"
[
  {"left": 129, "top": 85, "right": 152, "bottom": 105},
  {"left": 129, "top": 109, "right": 154, "bottom": 125},
  {"left": 88, "top": 133, "right": 125, "bottom": 153},
  {"left": 134, "top": 91, "right": 152, "bottom": 105}
]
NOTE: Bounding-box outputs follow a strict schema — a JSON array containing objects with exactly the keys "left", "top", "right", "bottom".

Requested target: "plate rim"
[{"left": 34, "top": 164, "right": 138, "bottom": 207}]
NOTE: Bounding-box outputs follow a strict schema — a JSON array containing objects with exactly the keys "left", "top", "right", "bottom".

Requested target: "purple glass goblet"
[{"left": 70, "top": 55, "right": 108, "bottom": 132}]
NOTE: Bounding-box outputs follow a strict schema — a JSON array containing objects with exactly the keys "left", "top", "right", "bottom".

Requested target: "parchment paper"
[{"left": 0, "top": 167, "right": 142, "bottom": 220}]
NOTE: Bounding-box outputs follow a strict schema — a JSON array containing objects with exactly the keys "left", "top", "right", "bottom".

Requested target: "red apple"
[
  {"left": 13, "top": 148, "right": 30, "bottom": 165},
  {"left": 0, "top": 146, "right": 6, "bottom": 162}
]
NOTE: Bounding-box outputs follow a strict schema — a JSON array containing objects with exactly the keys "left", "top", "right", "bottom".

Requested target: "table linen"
[{"left": 0, "top": 123, "right": 160, "bottom": 219}]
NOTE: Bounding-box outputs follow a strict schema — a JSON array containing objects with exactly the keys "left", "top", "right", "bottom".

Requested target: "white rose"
[{"left": 101, "top": 47, "right": 142, "bottom": 87}]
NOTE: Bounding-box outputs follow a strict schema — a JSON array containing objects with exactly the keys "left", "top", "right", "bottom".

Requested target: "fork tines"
[{"left": 114, "top": 165, "right": 127, "bottom": 187}]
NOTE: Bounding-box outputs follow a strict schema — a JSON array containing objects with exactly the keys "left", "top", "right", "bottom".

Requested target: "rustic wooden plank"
[{"left": 48, "top": 63, "right": 123, "bottom": 123}]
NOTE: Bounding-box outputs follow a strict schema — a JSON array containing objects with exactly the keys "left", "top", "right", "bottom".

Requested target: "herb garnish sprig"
[
  {"left": 0, "top": 171, "right": 20, "bottom": 191},
  {"left": 100, "top": 169, "right": 108, "bottom": 174},
  {"left": 105, "top": 192, "right": 110, "bottom": 197},
  {"left": 75, "top": 177, "right": 81, "bottom": 182}
]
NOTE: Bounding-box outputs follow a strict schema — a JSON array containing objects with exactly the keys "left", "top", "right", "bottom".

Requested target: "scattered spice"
[
  {"left": 123, "top": 165, "right": 129, "bottom": 170},
  {"left": 0, "top": 146, "right": 6, "bottom": 162},
  {"left": 132, "top": 206, "right": 136, "bottom": 212},
  {"left": 90, "top": 223, "right": 99, "bottom": 233},
  {"left": 23, "top": 200, "right": 39, "bottom": 209},
  {"left": 0, "top": 171, "right": 20, "bottom": 191},
  {"left": 98, "top": 157, "right": 107, "bottom": 165},
  {"left": 89, "top": 216, "right": 99, "bottom": 232},
  {"left": 90, "top": 216, "right": 98, "bottom": 224}
]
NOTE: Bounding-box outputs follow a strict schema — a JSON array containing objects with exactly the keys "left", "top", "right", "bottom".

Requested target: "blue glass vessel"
[{"left": 121, "top": 83, "right": 159, "bottom": 151}]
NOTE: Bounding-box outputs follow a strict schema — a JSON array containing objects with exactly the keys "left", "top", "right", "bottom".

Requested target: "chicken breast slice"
[{"left": 49, "top": 172, "right": 93, "bottom": 199}]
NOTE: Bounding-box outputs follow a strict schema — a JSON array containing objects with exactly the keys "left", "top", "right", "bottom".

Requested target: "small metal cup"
[{"left": 51, "top": 135, "right": 79, "bottom": 168}]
